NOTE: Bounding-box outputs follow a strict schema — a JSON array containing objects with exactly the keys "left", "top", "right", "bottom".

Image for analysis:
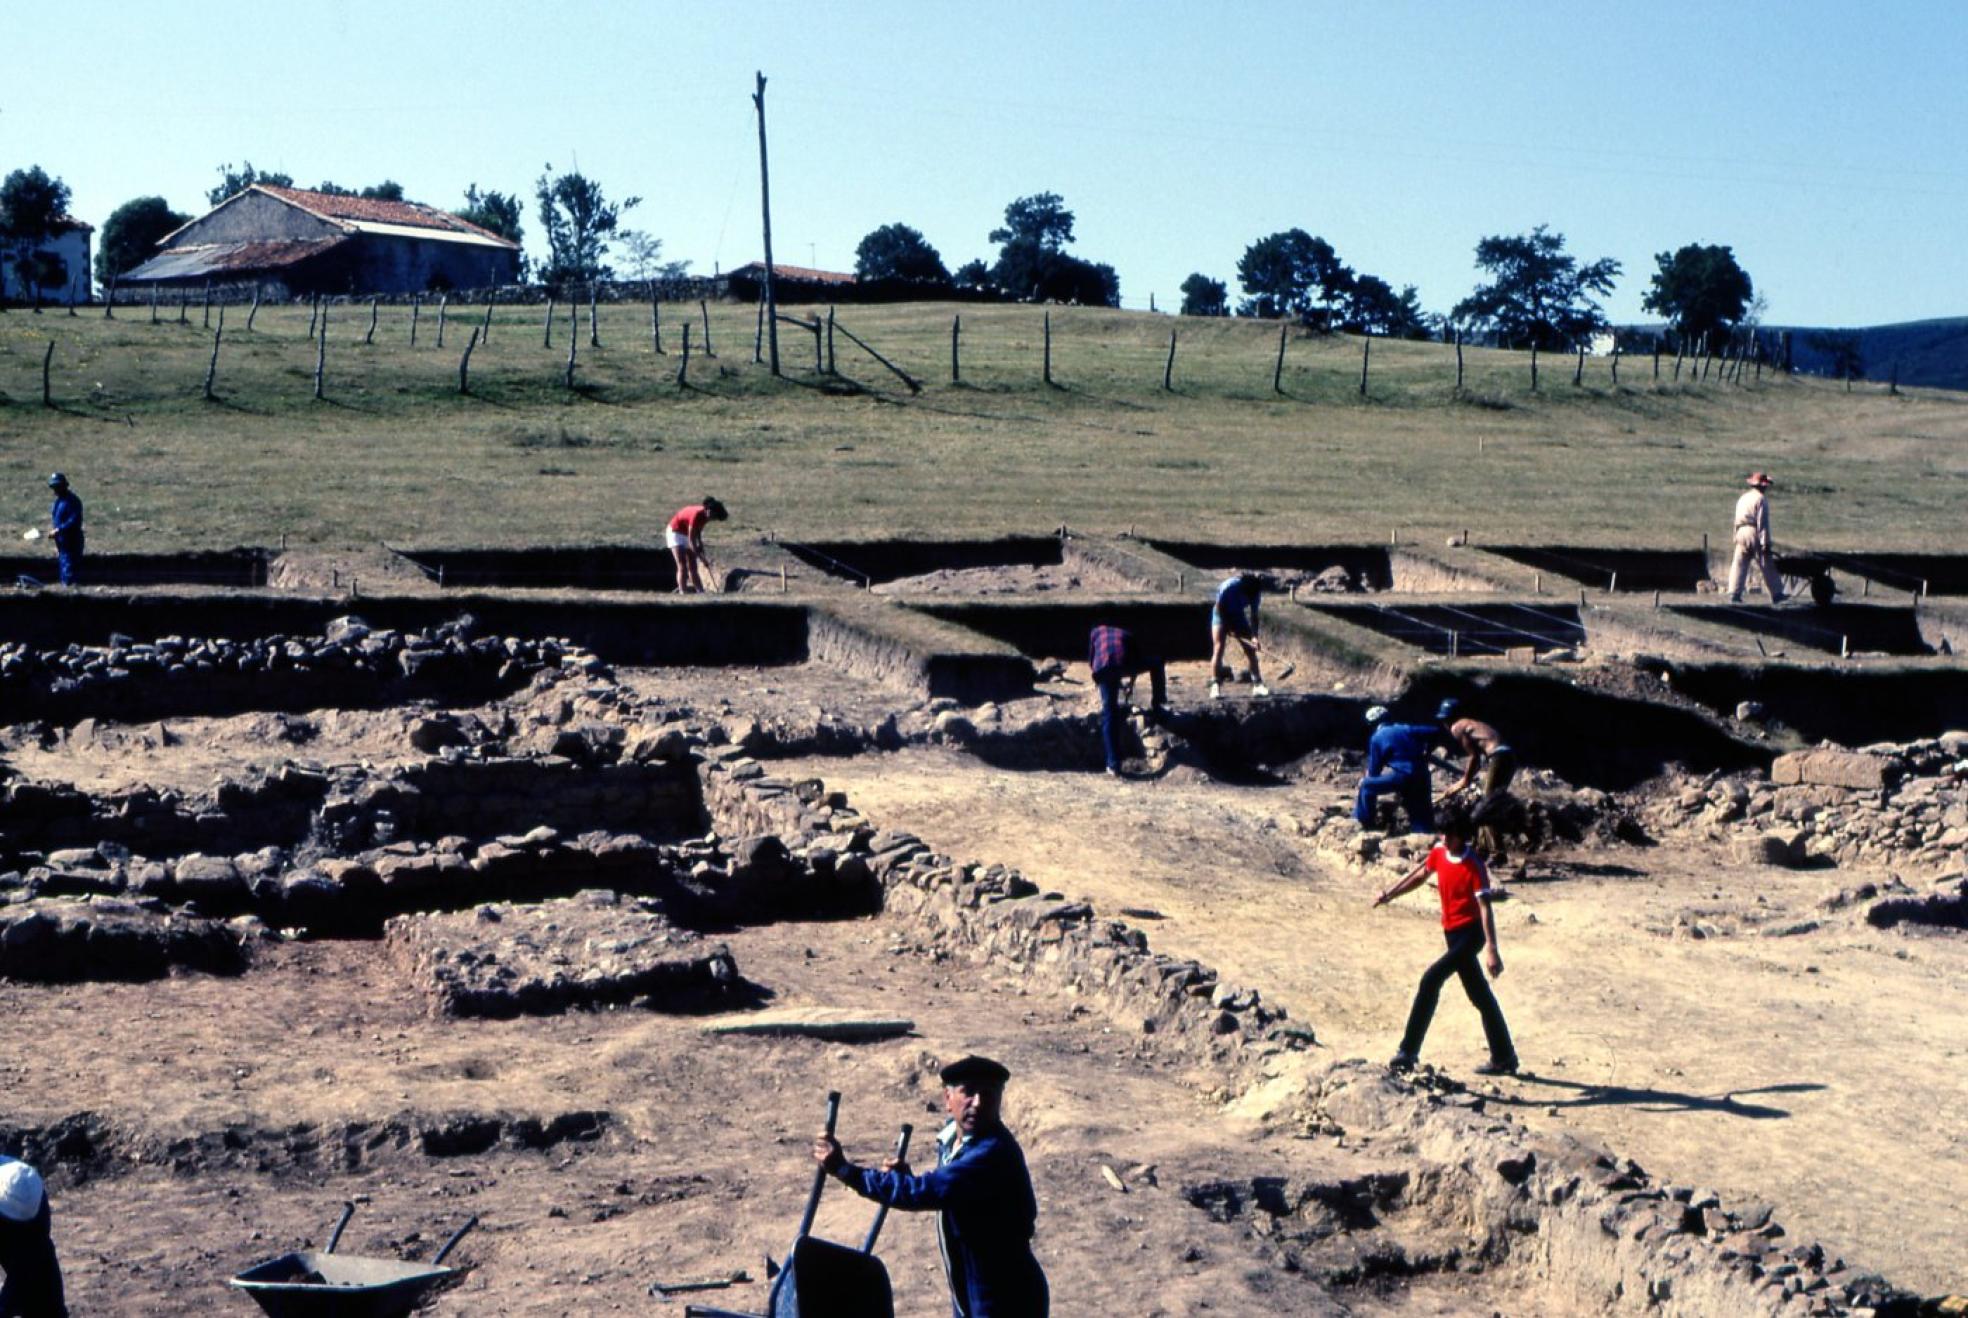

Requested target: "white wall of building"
[{"left": 0, "top": 228, "right": 92, "bottom": 303}]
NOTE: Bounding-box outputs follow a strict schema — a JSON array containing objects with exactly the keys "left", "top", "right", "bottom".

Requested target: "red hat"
[{"left": 1746, "top": 472, "right": 1772, "bottom": 489}]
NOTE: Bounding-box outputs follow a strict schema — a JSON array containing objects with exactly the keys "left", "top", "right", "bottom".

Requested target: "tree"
[
  {"left": 988, "top": 192, "right": 1073, "bottom": 252},
  {"left": 614, "top": 229, "right": 689, "bottom": 283},
  {"left": 1179, "top": 273, "right": 1228, "bottom": 317},
  {"left": 1342, "top": 274, "right": 1430, "bottom": 337},
  {"left": 454, "top": 185, "right": 524, "bottom": 244},
  {"left": 1, "top": 166, "right": 72, "bottom": 303},
  {"left": 95, "top": 196, "right": 189, "bottom": 285},
  {"left": 1806, "top": 330, "right": 1864, "bottom": 382},
  {"left": 1452, "top": 225, "right": 1620, "bottom": 352},
  {"left": 208, "top": 161, "right": 294, "bottom": 207},
  {"left": 854, "top": 222, "right": 950, "bottom": 283},
  {"left": 534, "top": 166, "right": 639, "bottom": 287},
  {"left": 1642, "top": 243, "right": 1753, "bottom": 349},
  {"left": 1235, "top": 229, "right": 1351, "bottom": 322},
  {"left": 313, "top": 180, "right": 407, "bottom": 201},
  {"left": 952, "top": 259, "right": 992, "bottom": 290}
]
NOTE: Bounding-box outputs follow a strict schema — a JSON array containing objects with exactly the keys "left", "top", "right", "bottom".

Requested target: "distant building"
[
  {"left": 120, "top": 185, "right": 519, "bottom": 296},
  {"left": 720, "top": 261, "right": 857, "bottom": 304},
  {"left": 0, "top": 216, "right": 92, "bottom": 304}
]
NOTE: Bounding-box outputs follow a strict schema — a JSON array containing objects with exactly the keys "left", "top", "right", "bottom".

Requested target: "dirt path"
[{"left": 787, "top": 748, "right": 1968, "bottom": 1296}]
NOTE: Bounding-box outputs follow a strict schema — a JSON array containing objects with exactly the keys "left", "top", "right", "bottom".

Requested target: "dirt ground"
[
  {"left": 5, "top": 658, "right": 1964, "bottom": 1313},
  {"left": 786, "top": 747, "right": 1968, "bottom": 1300}
]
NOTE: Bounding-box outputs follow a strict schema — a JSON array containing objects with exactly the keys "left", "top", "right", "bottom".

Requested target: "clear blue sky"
[{"left": 8, "top": 0, "right": 1963, "bottom": 326}]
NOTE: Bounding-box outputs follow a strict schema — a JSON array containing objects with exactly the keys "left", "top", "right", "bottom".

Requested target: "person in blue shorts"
[{"left": 1209, "top": 572, "right": 1267, "bottom": 699}]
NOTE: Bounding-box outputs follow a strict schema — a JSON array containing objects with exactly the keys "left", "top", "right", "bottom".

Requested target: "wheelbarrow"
[
  {"left": 683, "top": 1091, "right": 911, "bottom": 1318},
  {"left": 229, "top": 1201, "right": 478, "bottom": 1317}
]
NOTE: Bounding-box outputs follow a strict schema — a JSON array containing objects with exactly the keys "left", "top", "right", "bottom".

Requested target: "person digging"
[
  {"left": 1373, "top": 808, "right": 1519, "bottom": 1078},
  {"left": 813, "top": 1055, "right": 1049, "bottom": 1317},
  {"left": 666, "top": 495, "right": 728, "bottom": 594},
  {"left": 1207, "top": 572, "right": 1292, "bottom": 698},
  {"left": 1436, "top": 697, "right": 1521, "bottom": 866},
  {"left": 1088, "top": 623, "right": 1167, "bottom": 778}
]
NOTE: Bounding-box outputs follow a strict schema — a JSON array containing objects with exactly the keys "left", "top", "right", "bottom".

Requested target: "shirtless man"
[{"left": 1436, "top": 698, "right": 1519, "bottom": 863}]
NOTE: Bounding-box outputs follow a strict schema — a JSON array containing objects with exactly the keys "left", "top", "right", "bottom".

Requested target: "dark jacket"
[
  {"left": 1367, "top": 722, "right": 1440, "bottom": 776},
  {"left": 0, "top": 1191, "right": 67, "bottom": 1318},
  {"left": 48, "top": 492, "right": 82, "bottom": 552},
  {"left": 841, "top": 1120, "right": 1048, "bottom": 1317}
]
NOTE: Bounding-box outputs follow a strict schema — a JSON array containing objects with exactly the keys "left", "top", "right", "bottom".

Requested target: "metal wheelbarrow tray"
[{"left": 230, "top": 1203, "right": 477, "bottom": 1318}]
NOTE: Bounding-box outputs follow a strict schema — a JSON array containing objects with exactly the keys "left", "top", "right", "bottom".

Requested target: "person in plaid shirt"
[{"left": 1088, "top": 624, "right": 1166, "bottom": 777}]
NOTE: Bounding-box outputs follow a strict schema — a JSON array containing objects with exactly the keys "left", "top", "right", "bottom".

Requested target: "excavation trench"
[
  {"left": 783, "top": 535, "right": 1069, "bottom": 586},
  {"left": 1487, "top": 546, "right": 1712, "bottom": 593},
  {"left": 0, "top": 548, "right": 271, "bottom": 589},
  {"left": 1664, "top": 603, "right": 1931, "bottom": 657},
  {"left": 1312, "top": 601, "right": 1588, "bottom": 657},
  {"left": 1659, "top": 660, "right": 1968, "bottom": 744}
]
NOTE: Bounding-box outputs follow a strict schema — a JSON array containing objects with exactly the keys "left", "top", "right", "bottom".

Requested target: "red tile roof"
[
  {"left": 726, "top": 261, "right": 856, "bottom": 285},
  {"left": 254, "top": 185, "right": 517, "bottom": 246}
]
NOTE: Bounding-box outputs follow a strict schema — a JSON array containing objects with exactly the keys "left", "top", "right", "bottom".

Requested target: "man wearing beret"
[
  {"left": 0, "top": 1154, "right": 66, "bottom": 1317},
  {"left": 813, "top": 1055, "right": 1048, "bottom": 1317}
]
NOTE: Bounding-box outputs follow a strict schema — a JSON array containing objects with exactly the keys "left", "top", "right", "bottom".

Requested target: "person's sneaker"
[
  {"left": 1209, "top": 681, "right": 1222, "bottom": 700},
  {"left": 1252, "top": 684, "right": 1271, "bottom": 697},
  {"left": 1473, "top": 1058, "right": 1518, "bottom": 1077},
  {"left": 1387, "top": 1051, "right": 1417, "bottom": 1073},
  {"left": 1104, "top": 765, "right": 1122, "bottom": 778}
]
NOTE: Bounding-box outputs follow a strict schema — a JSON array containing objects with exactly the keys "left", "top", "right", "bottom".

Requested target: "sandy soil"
[
  {"left": 787, "top": 748, "right": 1968, "bottom": 1297},
  {"left": 872, "top": 562, "right": 1146, "bottom": 597}
]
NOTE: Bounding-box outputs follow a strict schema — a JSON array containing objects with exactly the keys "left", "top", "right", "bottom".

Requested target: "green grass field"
[{"left": 2, "top": 299, "right": 1964, "bottom": 553}]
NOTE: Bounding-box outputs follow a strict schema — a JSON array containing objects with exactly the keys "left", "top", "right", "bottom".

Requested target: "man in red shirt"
[
  {"left": 1371, "top": 810, "right": 1518, "bottom": 1076},
  {"left": 666, "top": 496, "right": 728, "bottom": 593}
]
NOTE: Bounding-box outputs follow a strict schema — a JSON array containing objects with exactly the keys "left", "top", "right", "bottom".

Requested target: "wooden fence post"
[
  {"left": 178, "top": 292, "right": 188, "bottom": 324},
  {"left": 544, "top": 297, "right": 555, "bottom": 348},
  {"left": 1529, "top": 342, "right": 1539, "bottom": 392},
  {"left": 307, "top": 293, "right": 318, "bottom": 340},
  {"left": 104, "top": 276, "right": 116, "bottom": 319},
  {"left": 565, "top": 297, "right": 578, "bottom": 389},
  {"left": 677, "top": 321, "right": 692, "bottom": 387},
  {"left": 1454, "top": 329, "right": 1464, "bottom": 391},
  {"left": 1163, "top": 328, "right": 1176, "bottom": 390},
  {"left": 409, "top": 295, "right": 419, "bottom": 346},
  {"left": 825, "top": 305, "right": 836, "bottom": 374},
  {"left": 313, "top": 305, "right": 327, "bottom": 399},
  {"left": 1890, "top": 361, "right": 1899, "bottom": 396},
  {"left": 41, "top": 341, "right": 54, "bottom": 408},
  {"left": 481, "top": 288, "right": 495, "bottom": 342},
  {"left": 1610, "top": 345, "right": 1620, "bottom": 385},
  {"left": 458, "top": 325, "right": 478, "bottom": 393},
  {"left": 1573, "top": 344, "right": 1584, "bottom": 386},
  {"left": 1359, "top": 336, "right": 1371, "bottom": 396},
  {"left": 246, "top": 284, "right": 260, "bottom": 332},
  {"left": 753, "top": 298, "right": 764, "bottom": 363},
  {"left": 204, "top": 327, "right": 222, "bottom": 400},
  {"left": 1653, "top": 337, "right": 1661, "bottom": 379},
  {"left": 1672, "top": 338, "right": 1683, "bottom": 379},
  {"left": 1042, "top": 311, "right": 1052, "bottom": 385},
  {"left": 436, "top": 295, "right": 447, "bottom": 348},
  {"left": 651, "top": 282, "right": 665, "bottom": 354},
  {"left": 951, "top": 314, "right": 961, "bottom": 383},
  {"left": 203, "top": 280, "right": 212, "bottom": 328},
  {"left": 1273, "top": 322, "right": 1287, "bottom": 393},
  {"left": 588, "top": 282, "right": 600, "bottom": 348},
  {"left": 811, "top": 314, "right": 823, "bottom": 374},
  {"left": 149, "top": 283, "right": 159, "bottom": 324},
  {"left": 365, "top": 296, "right": 379, "bottom": 345},
  {"left": 830, "top": 316, "right": 920, "bottom": 392},
  {"left": 699, "top": 299, "right": 715, "bottom": 357}
]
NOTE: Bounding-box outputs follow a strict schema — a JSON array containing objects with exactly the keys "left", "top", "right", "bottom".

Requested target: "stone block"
[
  {"left": 1733, "top": 830, "right": 1806, "bottom": 867},
  {"left": 1770, "top": 750, "right": 1894, "bottom": 791}
]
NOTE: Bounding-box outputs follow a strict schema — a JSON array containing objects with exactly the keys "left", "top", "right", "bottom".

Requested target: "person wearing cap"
[
  {"left": 1354, "top": 706, "right": 1445, "bottom": 834},
  {"left": 0, "top": 1154, "right": 67, "bottom": 1317},
  {"left": 1437, "top": 699, "right": 1520, "bottom": 863},
  {"left": 45, "top": 475, "right": 82, "bottom": 588},
  {"left": 813, "top": 1055, "right": 1048, "bottom": 1317},
  {"left": 1208, "top": 572, "right": 1268, "bottom": 699},
  {"left": 666, "top": 496, "right": 728, "bottom": 594},
  {"left": 1726, "top": 473, "right": 1785, "bottom": 605},
  {"left": 1088, "top": 624, "right": 1167, "bottom": 777}
]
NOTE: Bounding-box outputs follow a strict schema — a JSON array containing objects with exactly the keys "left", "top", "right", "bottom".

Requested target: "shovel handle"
[
  {"left": 793, "top": 1092, "right": 842, "bottom": 1241},
  {"left": 326, "top": 1201, "right": 357, "bottom": 1255},
  {"left": 860, "top": 1123, "right": 913, "bottom": 1253},
  {"left": 431, "top": 1214, "right": 479, "bottom": 1266}
]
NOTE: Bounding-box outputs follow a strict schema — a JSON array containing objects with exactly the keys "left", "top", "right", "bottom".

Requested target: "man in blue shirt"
[
  {"left": 0, "top": 1154, "right": 66, "bottom": 1317},
  {"left": 814, "top": 1056, "right": 1048, "bottom": 1317},
  {"left": 1209, "top": 573, "right": 1269, "bottom": 699},
  {"left": 1354, "top": 705, "right": 1446, "bottom": 833},
  {"left": 46, "top": 474, "right": 82, "bottom": 588}
]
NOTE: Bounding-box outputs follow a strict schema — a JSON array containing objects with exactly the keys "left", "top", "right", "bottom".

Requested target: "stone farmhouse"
[
  {"left": 0, "top": 216, "right": 93, "bottom": 304},
  {"left": 120, "top": 185, "right": 519, "bottom": 297}
]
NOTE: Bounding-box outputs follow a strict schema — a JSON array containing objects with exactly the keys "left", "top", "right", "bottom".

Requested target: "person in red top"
[
  {"left": 666, "top": 496, "right": 728, "bottom": 593},
  {"left": 1371, "top": 810, "right": 1518, "bottom": 1076}
]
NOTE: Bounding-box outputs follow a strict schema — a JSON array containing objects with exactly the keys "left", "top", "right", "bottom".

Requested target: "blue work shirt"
[
  {"left": 1367, "top": 722, "right": 1440, "bottom": 775},
  {"left": 840, "top": 1120, "right": 1048, "bottom": 1317},
  {"left": 1213, "top": 576, "right": 1260, "bottom": 633},
  {"left": 49, "top": 491, "right": 83, "bottom": 548}
]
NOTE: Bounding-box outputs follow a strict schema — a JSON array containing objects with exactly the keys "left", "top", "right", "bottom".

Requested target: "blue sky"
[{"left": 7, "top": 0, "right": 1962, "bottom": 326}]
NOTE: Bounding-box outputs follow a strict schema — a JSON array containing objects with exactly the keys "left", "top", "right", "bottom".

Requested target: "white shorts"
[{"left": 665, "top": 529, "right": 692, "bottom": 551}]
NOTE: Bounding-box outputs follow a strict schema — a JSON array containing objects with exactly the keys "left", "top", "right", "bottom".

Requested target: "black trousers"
[
  {"left": 1399, "top": 923, "right": 1516, "bottom": 1067},
  {"left": 0, "top": 1195, "right": 66, "bottom": 1318}
]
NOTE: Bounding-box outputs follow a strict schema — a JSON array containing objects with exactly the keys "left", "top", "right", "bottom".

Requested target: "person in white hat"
[
  {"left": 0, "top": 1154, "right": 66, "bottom": 1316},
  {"left": 1726, "top": 472, "right": 1785, "bottom": 605}
]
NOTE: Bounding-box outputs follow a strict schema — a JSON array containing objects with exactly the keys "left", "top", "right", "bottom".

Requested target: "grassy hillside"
[
  {"left": 1781, "top": 316, "right": 1968, "bottom": 392},
  {"left": 1, "top": 300, "right": 1964, "bottom": 554}
]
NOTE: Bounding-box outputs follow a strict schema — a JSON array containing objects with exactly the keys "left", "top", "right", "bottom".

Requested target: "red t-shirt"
[
  {"left": 668, "top": 505, "right": 708, "bottom": 536},
  {"left": 1425, "top": 845, "right": 1490, "bottom": 931}
]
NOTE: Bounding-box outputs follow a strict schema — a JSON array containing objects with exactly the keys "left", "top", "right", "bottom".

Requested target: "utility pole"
[{"left": 753, "top": 70, "right": 781, "bottom": 375}]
